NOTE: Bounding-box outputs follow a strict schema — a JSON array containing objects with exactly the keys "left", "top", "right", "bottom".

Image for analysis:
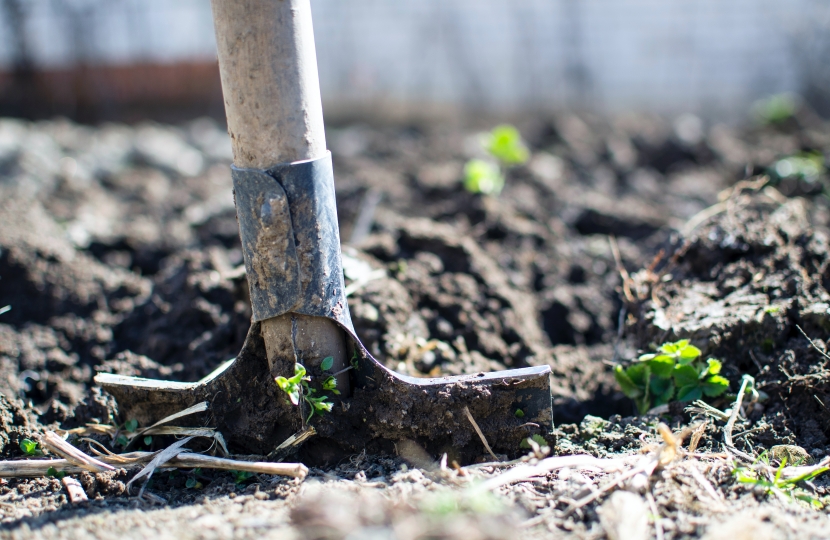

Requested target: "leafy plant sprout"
[
  {"left": 19, "top": 438, "right": 41, "bottom": 457},
  {"left": 464, "top": 124, "right": 530, "bottom": 195},
  {"left": 614, "top": 339, "right": 730, "bottom": 414},
  {"left": 275, "top": 358, "right": 337, "bottom": 423},
  {"left": 734, "top": 453, "right": 830, "bottom": 508}
]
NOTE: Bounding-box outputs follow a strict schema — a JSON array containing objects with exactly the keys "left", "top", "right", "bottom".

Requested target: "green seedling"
[
  {"left": 520, "top": 434, "right": 547, "bottom": 449},
  {"left": 143, "top": 435, "right": 153, "bottom": 447},
  {"left": 231, "top": 470, "right": 253, "bottom": 484},
  {"left": 514, "top": 409, "right": 525, "bottom": 418},
  {"left": 350, "top": 350, "right": 359, "bottom": 370},
  {"left": 772, "top": 151, "right": 825, "bottom": 183},
  {"left": 115, "top": 418, "right": 140, "bottom": 447},
  {"left": 464, "top": 124, "right": 529, "bottom": 195},
  {"left": 186, "top": 467, "right": 204, "bottom": 489},
  {"left": 734, "top": 456, "right": 829, "bottom": 508},
  {"left": 46, "top": 466, "right": 66, "bottom": 480},
  {"left": 614, "top": 339, "right": 730, "bottom": 414},
  {"left": 19, "top": 438, "right": 41, "bottom": 457},
  {"left": 484, "top": 125, "right": 530, "bottom": 165},
  {"left": 464, "top": 159, "right": 504, "bottom": 195},
  {"left": 753, "top": 93, "right": 799, "bottom": 125},
  {"left": 275, "top": 362, "right": 335, "bottom": 423}
]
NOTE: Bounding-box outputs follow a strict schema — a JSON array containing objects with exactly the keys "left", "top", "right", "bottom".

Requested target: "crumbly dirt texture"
[{"left": 2, "top": 112, "right": 830, "bottom": 538}]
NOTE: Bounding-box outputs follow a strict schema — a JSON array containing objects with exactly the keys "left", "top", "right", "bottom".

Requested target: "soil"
[{"left": 2, "top": 111, "right": 830, "bottom": 538}]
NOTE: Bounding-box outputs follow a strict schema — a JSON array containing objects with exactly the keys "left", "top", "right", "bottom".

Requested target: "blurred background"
[{"left": 0, "top": 0, "right": 828, "bottom": 123}]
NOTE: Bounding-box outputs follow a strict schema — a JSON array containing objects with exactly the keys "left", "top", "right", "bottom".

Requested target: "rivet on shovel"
[{"left": 95, "top": 0, "right": 553, "bottom": 461}]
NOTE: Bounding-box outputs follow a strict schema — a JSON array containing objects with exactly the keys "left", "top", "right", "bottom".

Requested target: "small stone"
[{"left": 770, "top": 444, "right": 811, "bottom": 465}]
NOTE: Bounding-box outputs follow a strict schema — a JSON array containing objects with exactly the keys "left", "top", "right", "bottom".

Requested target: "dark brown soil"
[{"left": 3, "top": 111, "right": 830, "bottom": 537}]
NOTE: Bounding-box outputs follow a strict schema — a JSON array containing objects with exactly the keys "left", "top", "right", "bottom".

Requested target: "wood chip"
[{"left": 61, "top": 476, "right": 88, "bottom": 503}]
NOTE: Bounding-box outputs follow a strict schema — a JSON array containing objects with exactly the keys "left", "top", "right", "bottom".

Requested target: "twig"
[
  {"left": 476, "top": 455, "right": 631, "bottom": 492},
  {"left": 644, "top": 490, "right": 664, "bottom": 540},
  {"left": 268, "top": 425, "right": 317, "bottom": 461},
  {"left": 681, "top": 202, "right": 728, "bottom": 237},
  {"left": 611, "top": 306, "right": 627, "bottom": 365},
  {"left": 127, "top": 437, "right": 194, "bottom": 497},
  {"left": 688, "top": 421, "right": 707, "bottom": 454},
  {"left": 463, "top": 406, "right": 498, "bottom": 461},
  {"left": 723, "top": 375, "right": 755, "bottom": 462},
  {"left": 41, "top": 432, "right": 115, "bottom": 473},
  {"left": 795, "top": 324, "right": 830, "bottom": 363},
  {"left": 129, "top": 401, "right": 209, "bottom": 443},
  {"left": 565, "top": 457, "right": 659, "bottom": 514},
  {"left": 609, "top": 236, "right": 635, "bottom": 303},
  {"left": 685, "top": 464, "right": 726, "bottom": 509},
  {"left": 0, "top": 452, "right": 308, "bottom": 480},
  {"left": 61, "top": 476, "right": 88, "bottom": 503}
]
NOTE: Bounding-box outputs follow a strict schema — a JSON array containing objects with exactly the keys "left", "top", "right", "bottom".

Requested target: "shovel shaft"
[
  {"left": 211, "top": 0, "right": 326, "bottom": 167},
  {"left": 211, "top": 0, "right": 348, "bottom": 386}
]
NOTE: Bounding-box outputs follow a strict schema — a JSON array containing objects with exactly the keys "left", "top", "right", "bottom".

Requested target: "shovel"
[{"left": 95, "top": 0, "right": 552, "bottom": 462}]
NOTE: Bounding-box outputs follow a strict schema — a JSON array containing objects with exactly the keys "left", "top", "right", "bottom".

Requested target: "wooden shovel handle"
[{"left": 211, "top": 0, "right": 326, "bottom": 168}]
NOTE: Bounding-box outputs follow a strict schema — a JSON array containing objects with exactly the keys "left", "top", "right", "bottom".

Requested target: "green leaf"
[
  {"left": 20, "top": 439, "right": 38, "bottom": 456},
  {"left": 315, "top": 401, "right": 333, "bottom": 413},
  {"left": 464, "top": 159, "right": 504, "bottom": 195},
  {"left": 46, "top": 466, "right": 65, "bottom": 480},
  {"left": 320, "top": 356, "right": 334, "bottom": 371},
  {"left": 143, "top": 435, "right": 153, "bottom": 446},
  {"left": 116, "top": 435, "right": 129, "bottom": 447},
  {"left": 679, "top": 344, "right": 702, "bottom": 360},
  {"left": 706, "top": 358, "right": 722, "bottom": 376},
  {"left": 673, "top": 364, "right": 700, "bottom": 388},
  {"left": 186, "top": 477, "right": 197, "bottom": 489},
  {"left": 647, "top": 355, "right": 676, "bottom": 378},
  {"left": 124, "top": 419, "right": 138, "bottom": 432},
  {"left": 514, "top": 409, "right": 525, "bottom": 418},
  {"left": 637, "top": 353, "right": 656, "bottom": 361},
  {"left": 626, "top": 363, "right": 649, "bottom": 387},
  {"left": 650, "top": 377, "right": 675, "bottom": 406},
  {"left": 660, "top": 340, "right": 688, "bottom": 354},
  {"left": 614, "top": 366, "right": 643, "bottom": 398},
  {"left": 702, "top": 375, "right": 730, "bottom": 397},
  {"left": 676, "top": 385, "right": 703, "bottom": 402},
  {"left": 288, "top": 363, "right": 307, "bottom": 385},
  {"left": 484, "top": 125, "right": 529, "bottom": 165},
  {"left": 322, "top": 376, "right": 337, "bottom": 391}
]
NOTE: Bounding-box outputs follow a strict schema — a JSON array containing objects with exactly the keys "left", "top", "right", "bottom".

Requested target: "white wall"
[{"left": 0, "top": 0, "right": 825, "bottom": 118}]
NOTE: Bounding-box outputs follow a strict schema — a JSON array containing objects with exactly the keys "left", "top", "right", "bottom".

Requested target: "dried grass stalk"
[{"left": 41, "top": 431, "right": 115, "bottom": 473}]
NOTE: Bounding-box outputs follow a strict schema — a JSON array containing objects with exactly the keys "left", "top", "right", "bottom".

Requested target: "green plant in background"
[
  {"left": 772, "top": 151, "right": 825, "bottom": 183},
  {"left": 231, "top": 470, "right": 253, "bottom": 485},
  {"left": 185, "top": 468, "right": 204, "bottom": 489},
  {"left": 464, "top": 124, "right": 529, "bottom": 195},
  {"left": 464, "top": 159, "right": 504, "bottom": 195},
  {"left": 614, "top": 339, "right": 730, "bottom": 414},
  {"left": 46, "top": 466, "right": 66, "bottom": 480},
  {"left": 753, "top": 93, "right": 799, "bottom": 125},
  {"left": 734, "top": 454, "right": 829, "bottom": 508},
  {"left": 19, "top": 438, "right": 41, "bottom": 457},
  {"left": 484, "top": 125, "right": 530, "bottom": 165},
  {"left": 275, "top": 361, "right": 335, "bottom": 423}
]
